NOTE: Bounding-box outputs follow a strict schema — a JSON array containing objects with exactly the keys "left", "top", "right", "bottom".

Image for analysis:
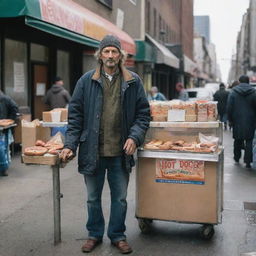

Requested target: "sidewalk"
[{"left": 0, "top": 130, "right": 256, "bottom": 256}]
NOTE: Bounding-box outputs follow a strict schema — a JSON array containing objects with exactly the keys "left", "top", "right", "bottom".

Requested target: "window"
[
  {"left": 153, "top": 8, "right": 157, "bottom": 37},
  {"left": 146, "top": 0, "right": 150, "bottom": 33},
  {"left": 159, "top": 15, "right": 162, "bottom": 40},
  {"left": 129, "top": 0, "right": 137, "bottom": 5},
  {"left": 97, "top": 0, "right": 112, "bottom": 9},
  {"left": 57, "top": 50, "right": 70, "bottom": 91},
  {"left": 31, "top": 43, "right": 48, "bottom": 62},
  {"left": 4, "top": 39, "right": 28, "bottom": 106}
]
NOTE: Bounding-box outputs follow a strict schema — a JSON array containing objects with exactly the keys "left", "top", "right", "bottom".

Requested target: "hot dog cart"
[{"left": 135, "top": 121, "right": 224, "bottom": 239}]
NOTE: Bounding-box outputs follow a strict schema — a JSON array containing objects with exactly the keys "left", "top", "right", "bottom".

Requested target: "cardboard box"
[
  {"left": 136, "top": 158, "right": 220, "bottom": 224},
  {"left": 43, "top": 108, "right": 68, "bottom": 122},
  {"left": 22, "top": 153, "right": 58, "bottom": 165},
  {"left": 52, "top": 108, "right": 68, "bottom": 122},
  {"left": 14, "top": 114, "right": 31, "bottom": 144},
  {"left": 185, "top": 114, "right": 197, "bottom": 122},
  {"left": 21, "top": 121, "right": 51, "bottom": 153}
]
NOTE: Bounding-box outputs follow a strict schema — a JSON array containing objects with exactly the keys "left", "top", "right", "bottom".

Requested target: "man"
[
  {"left": 213, "top": 83, "right": 229, "bottom": 130},
  {"left": 60, "top": 35, "right": 150, "bottom": 254},
  {"left": 0, "top": 90, "right": 18, "bottom": 176},
  {"left": 44, "top": 76, "right": 71, "bottom": 109},
  {"left": 227, "top": 75, "right": 256, "bottom": 168},
  {"left": 174, "top": 82, "right": 189, "bottom": 101},
  {"left": 0, "top": 90, "right": 18, "bottom": 120},
  {"left": 148, "top": 86, "right": 167, "bottom": 101}
]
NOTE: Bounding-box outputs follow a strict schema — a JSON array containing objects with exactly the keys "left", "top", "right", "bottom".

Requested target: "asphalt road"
[{"left": 0, "top": 130, "right": 256, "bottom": 256}]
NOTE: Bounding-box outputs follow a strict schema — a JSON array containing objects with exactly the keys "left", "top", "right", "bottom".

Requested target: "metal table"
[{"left": 40, "top": 122, "right": 67, "bottom": 244}]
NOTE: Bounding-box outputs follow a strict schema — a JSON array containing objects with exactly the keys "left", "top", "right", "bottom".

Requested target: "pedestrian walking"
[
  {"left": 227, "top": 75, "right": 256, "bottom": 168},
  {"left": 43, "top": 76, "right": 71, "bottom": 110},
  {"left": 147, "top": 86, "right": 167, "bottom": 101},
  {"left": 60, "top": 35, "right": 150, "bottom": 254},
  {"left": 213, "top": 83, "right": 229, "bottom": 130},
  {"left": 174, "top": 82, "right": 189, "bottom": 101}
]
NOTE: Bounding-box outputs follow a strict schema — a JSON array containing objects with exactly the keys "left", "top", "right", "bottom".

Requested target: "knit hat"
[
  {"left": 53, "top": 76, "right": 62, "bottom": 83},
  {"left": 99, "top": 35, "right": 121, "bottom": 51}
]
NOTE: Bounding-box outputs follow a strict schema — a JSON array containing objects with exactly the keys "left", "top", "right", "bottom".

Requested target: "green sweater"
[{"left": 99, "top": 71, "right": 122, "bottom": 156}]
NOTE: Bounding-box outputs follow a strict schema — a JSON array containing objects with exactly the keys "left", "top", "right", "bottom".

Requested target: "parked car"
[
  {"left": 204, "top": 83, "right": 220, "bottom": 95},
  {"left": 185, "top": 87, "right": 213, "bottom": 101}
]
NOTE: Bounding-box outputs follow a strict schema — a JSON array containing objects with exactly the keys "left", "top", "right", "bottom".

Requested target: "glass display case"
[{"left": 139, "top": 121, "right": 223, "bottom": 162}]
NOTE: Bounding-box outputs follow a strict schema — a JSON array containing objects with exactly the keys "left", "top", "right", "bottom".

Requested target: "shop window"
[
  {"left": 31, "top": 43, "right": 48, "bottom": 62},
  {"left": 4, "top": 39, "right": 28, "bottom": 107},
  {"left": 57, "top": 50, "right": 70, "bottom": 92}
]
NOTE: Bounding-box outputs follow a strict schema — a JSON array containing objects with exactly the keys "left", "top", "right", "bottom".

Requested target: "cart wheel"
[
  {"left": 138, "top": 218, "right": 152, "bottom": 234},
  {"left": 200, "top": 224, "right": 215, "bottom": 240}
]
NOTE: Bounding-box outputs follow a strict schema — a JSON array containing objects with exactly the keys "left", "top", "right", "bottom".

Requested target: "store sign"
[
  {"left": 39, "top": 0, "right": 84, "bottom": 34},
  {"left": 156, "top": 159, "right": 205, "bottom": 185}
]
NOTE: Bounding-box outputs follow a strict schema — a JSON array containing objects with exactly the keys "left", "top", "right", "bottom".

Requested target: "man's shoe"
[
  {"left": 245, "top": 163, "right": 251, "bottom": 169},
  {"left": 112, "top": 240, "right": 133, "bottom": 254},
  {"left": 0, "top": 171, "right": 8, "bottom": 176},
  {"left": 81, "top": 238, "right": 102, "bottom": 253}
]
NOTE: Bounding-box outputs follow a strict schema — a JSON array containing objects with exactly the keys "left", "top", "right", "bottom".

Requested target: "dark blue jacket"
[
  {"left": 0, "top": 91, "right": 18, "bottom": 120},
  {"left": 227, "top": 83, "right": 256, "bottom": 139},
  {"left": 213, "top": 88, "right": 229, "bottom": 115},
  {"left": 64, "top": 66, "right": 151, "bottom": 175}
]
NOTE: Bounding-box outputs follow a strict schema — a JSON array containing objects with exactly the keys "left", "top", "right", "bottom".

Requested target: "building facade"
[
  {"left": 194, "top": 16, "right": 210, "bottom": 44},
  {"left": 0, "top": 0, "right": 135, "bottom": 121}
]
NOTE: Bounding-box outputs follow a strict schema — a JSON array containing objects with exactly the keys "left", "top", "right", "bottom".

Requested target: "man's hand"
[
  {"left": 59, "top": 148, "right": 74, "bottom": 162},
  {"left": 123, "top": 138, "right": 137, "bottom": 155}
]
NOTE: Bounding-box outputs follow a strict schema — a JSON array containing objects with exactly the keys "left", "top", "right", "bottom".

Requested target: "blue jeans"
[{"left": 83, "top": 156, "right": 129, "bottom": 242}]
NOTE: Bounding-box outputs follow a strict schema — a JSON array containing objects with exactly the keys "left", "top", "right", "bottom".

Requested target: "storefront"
[
  {"left": 0, "top": 0, "right": 135, "bottom": 120},
  {"left": 145, "top": 34, "right": 180, "bottom": 100}
]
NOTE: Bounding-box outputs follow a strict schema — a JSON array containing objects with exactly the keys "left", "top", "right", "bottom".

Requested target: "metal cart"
[
  {"left": 135, "top": 121, "right": 224, "bottom": 239},
  {"left": 22, "top": 121, "right": 67, "bottom": 244}
]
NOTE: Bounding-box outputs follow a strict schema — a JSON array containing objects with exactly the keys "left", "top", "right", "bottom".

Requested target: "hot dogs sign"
[{"left": 156, "top": 159, "right": 205, "bottom": 185}]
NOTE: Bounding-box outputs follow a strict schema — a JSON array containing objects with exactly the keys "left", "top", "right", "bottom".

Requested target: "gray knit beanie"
[{"left": 99, "top": 35, "right": 121, "bottom": 51}]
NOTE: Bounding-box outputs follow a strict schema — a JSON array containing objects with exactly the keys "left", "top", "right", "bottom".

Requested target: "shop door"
[{"left": 32, "top": 64, "right": 49, "bottom": 120}]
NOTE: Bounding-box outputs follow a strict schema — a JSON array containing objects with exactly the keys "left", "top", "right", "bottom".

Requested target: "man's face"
[{"left": 100, "top": 46, "right": 121, "bottom": 69}]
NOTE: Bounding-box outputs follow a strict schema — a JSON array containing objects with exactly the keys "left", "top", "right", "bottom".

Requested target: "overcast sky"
[{"left": 194, "top": 0, "right": 250, "bottom": 83}]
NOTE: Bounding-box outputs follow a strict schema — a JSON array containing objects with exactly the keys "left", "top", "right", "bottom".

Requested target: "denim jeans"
[{"left": 83, "top": 156, "right": 129, "bottom": 242}]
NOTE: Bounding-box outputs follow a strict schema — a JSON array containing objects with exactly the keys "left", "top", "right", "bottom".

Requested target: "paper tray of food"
[{"left": 22, "top": 153, "right": 59, "bottom": 165}]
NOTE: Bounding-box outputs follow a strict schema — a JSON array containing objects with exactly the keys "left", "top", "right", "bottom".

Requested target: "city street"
[{"left": 0, "top": 130, "right": 256, "bottom": 256}]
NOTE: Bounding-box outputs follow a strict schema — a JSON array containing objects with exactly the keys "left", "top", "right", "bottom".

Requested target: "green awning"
[
  {"left": 25, "top": 17, "right": 99, "bottom": 48},
  {"left": 135, "top": 40, "right": 156, "bottom": 62},
  {"left": 0, "top": 0, "right": 41, "bottom": 18},
  {"left": 0, "top": 0, "right": 136, "bottom": 54}
]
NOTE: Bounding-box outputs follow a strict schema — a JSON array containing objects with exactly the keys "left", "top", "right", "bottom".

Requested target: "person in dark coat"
[
  {"left": 43, "top": 76, "right": 71, "bottom": 109},
  {"left": 227, "top": 75, "right": 256, "bottom": 168},
  {"left": 174, "top": 82, "right": 189, "bottom": 101},
  {"left": 0, "top": 90, "right": 18, "bottom": 176},
  {"left": 60, "top": 35, "right": 150, "bottom": 254},
  {"left": 213, "top": 83, "right": 229, "bottom": 130},
  {"left": 0, "top": 90, "right": 18, "bottom": 120}
]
